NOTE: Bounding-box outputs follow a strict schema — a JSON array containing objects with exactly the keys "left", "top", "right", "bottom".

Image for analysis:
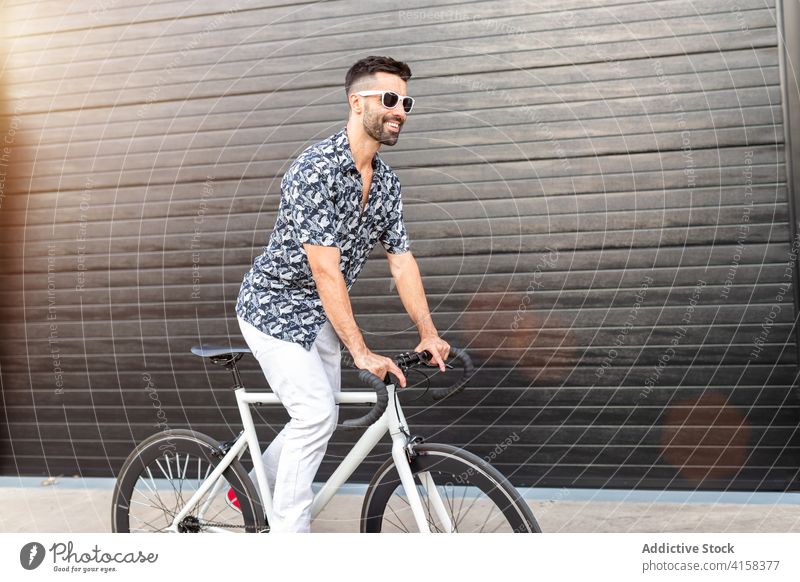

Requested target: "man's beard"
[{"left": 363, "top": 105, "right": 402, "bottom": 146}]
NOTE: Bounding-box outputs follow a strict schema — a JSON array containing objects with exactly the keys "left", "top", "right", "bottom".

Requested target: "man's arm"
[
  {"left": 304, "top": 244, "right": 406, "bottom": 386},
  {"left": 386, "top": 250, "right": 450, "bottom": 371}
]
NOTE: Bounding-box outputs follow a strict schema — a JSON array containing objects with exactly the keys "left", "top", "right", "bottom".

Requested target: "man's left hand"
[{"left": 414, "top": 336, "right": 450, "bottom": 372}]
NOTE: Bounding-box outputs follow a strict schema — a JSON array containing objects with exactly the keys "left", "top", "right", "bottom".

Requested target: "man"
[{"left": 233, "top": 55, "right": 450, "bottom": 532}]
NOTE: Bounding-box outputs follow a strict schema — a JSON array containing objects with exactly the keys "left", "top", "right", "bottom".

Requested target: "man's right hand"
[{"left": 353, "top": 350, "right": 407, "bottom": 388}]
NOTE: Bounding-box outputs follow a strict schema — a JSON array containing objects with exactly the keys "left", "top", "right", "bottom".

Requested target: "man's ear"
[{"left": 348, "top": 93, "right": 362, "bottom": 115}]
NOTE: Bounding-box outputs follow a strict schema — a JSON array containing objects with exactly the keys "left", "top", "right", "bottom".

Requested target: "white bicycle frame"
[{"left": 168, "top": 383, "right": 454, "bottom": 533}]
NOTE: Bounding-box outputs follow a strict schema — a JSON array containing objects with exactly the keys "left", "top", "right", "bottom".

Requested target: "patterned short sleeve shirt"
[{"left": 236, "top": 126, "right": 410, "bottom": 350}]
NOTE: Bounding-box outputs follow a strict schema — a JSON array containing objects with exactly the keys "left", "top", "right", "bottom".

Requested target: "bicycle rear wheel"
[
  {"left": 361, "top": 443, "right": 540, "bottom": 533},
  {"left": 112, "top": 429, "right": 266, "bottom": 533}
]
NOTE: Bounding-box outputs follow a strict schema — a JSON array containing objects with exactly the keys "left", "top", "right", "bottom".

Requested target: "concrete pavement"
[{"left": 1, "top": 477, "right": 798, "bottom": 533}]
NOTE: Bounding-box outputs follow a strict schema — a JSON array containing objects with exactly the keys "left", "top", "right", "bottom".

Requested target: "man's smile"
[{"left": 385, "top": 119, "right": 402, "bottom": 132}]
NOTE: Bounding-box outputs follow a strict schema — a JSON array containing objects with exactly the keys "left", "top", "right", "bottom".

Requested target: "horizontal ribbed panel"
[{"left": 0, "top": 0, "right": 797, "bottom": 492}]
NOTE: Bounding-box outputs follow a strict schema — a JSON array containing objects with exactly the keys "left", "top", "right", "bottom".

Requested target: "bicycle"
[{"left": 111, "top": 343, "right": 541, "bottom": 533}]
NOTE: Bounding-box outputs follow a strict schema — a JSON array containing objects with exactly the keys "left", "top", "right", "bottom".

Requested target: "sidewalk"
[{"left": 1, "top": 477, "right": 798, "bottom": 533}]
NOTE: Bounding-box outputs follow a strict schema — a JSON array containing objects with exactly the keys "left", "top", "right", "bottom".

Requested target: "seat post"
[
  {"left": 209, "top": 353, "right": 245, "bottom": 389},
  {"left": 227, "top": 360, "right": 244, "bottom": 389}
]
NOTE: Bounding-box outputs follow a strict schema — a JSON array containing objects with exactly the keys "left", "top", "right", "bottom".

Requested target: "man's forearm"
[
  {"left": 315, "top": 270, "right": 369, "bottom": 357},
  {"left": 391, "top": 255, "right": 438, "bottom": 338}
]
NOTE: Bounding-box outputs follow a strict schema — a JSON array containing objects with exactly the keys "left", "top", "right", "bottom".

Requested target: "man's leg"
[
  {"left": 237, "top": 317, "right": 340, "bottom": 532},
  {"left": 240, "top": 319, "right": 341, "bottom": 500},
  {"left": 314, "top": 319, "right": 342, "bottom": 409}
]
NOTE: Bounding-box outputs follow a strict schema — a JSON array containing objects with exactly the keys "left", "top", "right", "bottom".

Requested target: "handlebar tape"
[
  {"left": 339, "top": 369, "right": 390, "bottom": 430},
  {"left": 428, "top": 347, "right": 474, "bottom": 402},
  {"left": 338, "top": 346, "right": 474, "bottom": 429}
]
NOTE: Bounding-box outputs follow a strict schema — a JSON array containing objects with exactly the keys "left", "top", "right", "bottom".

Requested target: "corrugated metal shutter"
[{"left": 0, "top": 0, "right": 797, "bottom": 491}]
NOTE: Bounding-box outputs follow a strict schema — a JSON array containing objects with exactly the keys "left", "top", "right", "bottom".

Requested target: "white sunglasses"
[{"left": 356, "top": 90, "right": 415, "bottom": 113}]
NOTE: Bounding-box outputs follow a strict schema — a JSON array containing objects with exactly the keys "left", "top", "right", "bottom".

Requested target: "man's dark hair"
[{"left": 345, "top": 55, "right": 412, "bottom": 96}]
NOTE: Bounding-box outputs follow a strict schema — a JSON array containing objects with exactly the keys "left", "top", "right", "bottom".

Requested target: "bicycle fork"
[{"left": 387, "top": 385, "right": 455, "bottom": 533}]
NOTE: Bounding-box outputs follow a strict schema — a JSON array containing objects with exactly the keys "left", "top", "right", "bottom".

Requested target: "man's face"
[{"left": 356, "top": 72, "right": 409, "bottom": 146}]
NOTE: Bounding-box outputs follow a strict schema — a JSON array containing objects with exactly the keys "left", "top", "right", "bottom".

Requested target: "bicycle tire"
[
  {"left": 361, "top": 443, "right": 541, "bottom": 533},
  {"left": 112, "top": 429, "right": 266, "bottom": 533}
]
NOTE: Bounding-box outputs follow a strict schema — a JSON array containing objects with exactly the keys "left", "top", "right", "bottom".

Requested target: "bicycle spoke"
[
  {"left": 114, "top": 433, "right": 264, "bottom": 534},
  {"left": 453, "top": 479, "right": 469, "bottom": 526},
  {"left": 135, "top": 454, "right": 218, "bottom": 531},
  {"left": 143, "top": 467, "right": 173, "bottom": 523},
  {"left": 129, "top": 498, "right": 173, "bottom": 513},
  {"left": 154, "top": 458, "right": 181, "bottom": 502},
  {"left": 393, "top": 489, "right": 410, "bottom": 507},
  {"left": 204, "top": 496, "right": 241, "bottom": 527},
  {"left": 441, "top": 480, "right": 461, "bottom": 532},
  {"left": 453, "top": 483, "right": 485, "bottom": 530},
  {"left": 477, "top": 499, "right": 499, "bottom": 533},
  {"left": 140, "top": 467, "right": 161, "bottom": 500},
  {"left": 385, "top": 503, "right": 411, "bottom": 533},
  {"left": 177, "top": 453, "right": 190, "bottom": 502},
  {"left": 165, "top": 454, "right": 173, "bottom": 481},
  {"left": 130, "top": 526, "right": 169, "bottom": 533},
  {"left": 415, "top": 480, "right": 441, "bottom": 533},
  {"left": 128, "top": 494, "right": 176, "bottom": 531},
  {"left": 129, "top": 513, "right": 171, "bottom": 533},
  {"left": 486, "top": 513, "right": 508, "bottom": 533},
  {"left": 392, "top": 483, "right": 440, "bottom": 532},
  {"left": 163, "top": 455, "right": 193, "bottom": 518},
  {"left": 367, "top": 448, "right": 536, "bottom": 534}
]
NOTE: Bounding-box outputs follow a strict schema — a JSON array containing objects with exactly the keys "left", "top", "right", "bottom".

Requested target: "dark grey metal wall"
[{"left": 0, "top": 0, "right": 798, "bottom": 491}]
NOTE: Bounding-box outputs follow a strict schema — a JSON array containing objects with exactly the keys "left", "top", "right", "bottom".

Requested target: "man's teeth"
[{"left": 386, "top": 121, "right": 400, "bottom": 130}]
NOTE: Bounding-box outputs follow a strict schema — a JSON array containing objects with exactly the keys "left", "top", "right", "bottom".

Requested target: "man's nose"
[{"left": 388, "top": 103, "right": 406, "bottom": 119}]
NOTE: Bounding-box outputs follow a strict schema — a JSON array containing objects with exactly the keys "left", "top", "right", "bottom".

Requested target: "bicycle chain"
[
  {"left": 197, "top": 520, "right": 244, "bottom": 529},
  {"left": 194, "top": 518, "right": 269, "bottom": 532}
]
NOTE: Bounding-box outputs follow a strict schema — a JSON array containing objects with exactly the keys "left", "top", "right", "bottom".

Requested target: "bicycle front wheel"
[
  {"left": 112, "top": 429, "right": 265, "bottom": 533},
  {"left": 361, "top": 443, "right": 540, "bottom": 533}
]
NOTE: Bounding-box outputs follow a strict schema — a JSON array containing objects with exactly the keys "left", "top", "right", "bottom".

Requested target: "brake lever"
[
  {"left": 425, "top": 362, "right": 454, "bottom": 370},
  {"left": 397, "top": 350, "right": 456, "bottom": 372},
  {"left": 419, "top": 352, "right": 455, "bottom": 370}
]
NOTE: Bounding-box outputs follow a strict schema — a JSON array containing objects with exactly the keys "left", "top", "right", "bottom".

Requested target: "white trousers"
[{"left": 237, "top": 316, "right": 341, "bottom": 533}]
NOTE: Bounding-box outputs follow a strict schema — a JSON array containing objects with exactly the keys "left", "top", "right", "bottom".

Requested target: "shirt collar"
[{"left": 335, "top": 126, "right": 384, "bottom": 175}]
